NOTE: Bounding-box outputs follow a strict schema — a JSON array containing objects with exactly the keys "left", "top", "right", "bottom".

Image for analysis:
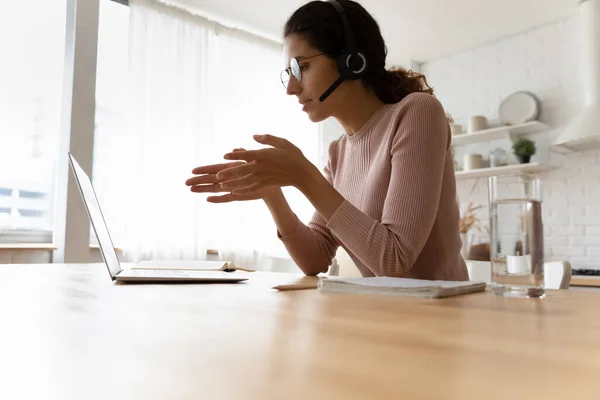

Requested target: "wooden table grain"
[{"left": 0, "top": 263, "right": 599, "bottom": 400}]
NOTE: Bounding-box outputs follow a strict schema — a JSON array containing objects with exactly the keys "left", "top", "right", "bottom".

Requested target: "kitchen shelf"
[
  {"left": 451, "top": 121, "right": 550, "bottom": 146},
  {"left": 455, "top": 162, "right": 556, "bottom": 180}
]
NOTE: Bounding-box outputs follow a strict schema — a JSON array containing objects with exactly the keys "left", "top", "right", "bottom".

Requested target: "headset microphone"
[{"left": 319, "top": 77, "right": 344, "bottom": 102}]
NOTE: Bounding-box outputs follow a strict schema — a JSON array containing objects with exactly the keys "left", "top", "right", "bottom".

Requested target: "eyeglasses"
[{"left": 280, "top": 53, "right": 326, "bottom": 89}]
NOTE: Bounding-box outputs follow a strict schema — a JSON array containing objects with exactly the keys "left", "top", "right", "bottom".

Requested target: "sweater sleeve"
[
  {"left": 278, "top": 159, "right": 339, "bottom": 275},
  {"left": 325, "top": 94, "right": 449, "bottom": 276}
]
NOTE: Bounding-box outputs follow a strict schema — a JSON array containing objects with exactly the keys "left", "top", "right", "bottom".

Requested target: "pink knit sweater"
[{"left": 280, "top": 92, "right": 469, "bottom": 280}]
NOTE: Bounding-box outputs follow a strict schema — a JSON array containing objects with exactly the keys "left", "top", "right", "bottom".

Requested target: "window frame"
[{"left": 0, "top": 0, "right": 129, "bottom": 248}]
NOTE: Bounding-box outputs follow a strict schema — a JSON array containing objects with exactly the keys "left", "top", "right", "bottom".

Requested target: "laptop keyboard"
[{"left": 131, "top": 269, "right": 189, "bottom": 277}]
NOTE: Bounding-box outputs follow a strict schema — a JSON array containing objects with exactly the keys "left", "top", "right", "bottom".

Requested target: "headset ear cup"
[
  {"left": 336, "top": 51, "right": 352, "bottom": 79},
  {"left": 351, "top": 52, "right": 368, "bottom": 77},
  {"left": 337, "top": 51, "right": 367, "bottom": 80}
]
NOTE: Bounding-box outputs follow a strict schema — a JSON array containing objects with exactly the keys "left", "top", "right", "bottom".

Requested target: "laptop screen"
[{"left": 68, "top": 154, "right": 122, "bottom": 279}]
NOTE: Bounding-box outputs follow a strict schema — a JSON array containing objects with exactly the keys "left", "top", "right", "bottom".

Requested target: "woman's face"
[{"left": 282, "top": 34, "right": 342, "bottom": 123}]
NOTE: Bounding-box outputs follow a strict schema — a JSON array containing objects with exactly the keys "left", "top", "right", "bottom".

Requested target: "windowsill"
[
  {"left": 0, "top": 243, "right": 122, "bottom": 251},
  {"left": 0, "top": 243, "right": 218, "bottom": 255},
  {"left": 0, "top": 230, "right": 53, "bottom": 243},
  {"left": 0, "top": 243, "right": 57, "bottom": 250}
]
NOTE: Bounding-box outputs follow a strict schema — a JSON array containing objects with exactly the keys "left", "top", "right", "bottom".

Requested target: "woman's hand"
[
  {"left": 185, "top": 151, "right": 283, "bottom": 203},
  {"left": 186, "top": 136, "right": 344, "bottom": 221},
  {"left": 215, "top": 134, "right": 317, "bottom": 195}
]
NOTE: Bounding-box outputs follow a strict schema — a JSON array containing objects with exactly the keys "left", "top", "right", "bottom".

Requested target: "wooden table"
[{"left": 1, "top": 263, "right": 599, "bottom": 400}]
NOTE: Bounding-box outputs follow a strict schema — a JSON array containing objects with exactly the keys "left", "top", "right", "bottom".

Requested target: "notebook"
[
  {"left": 272, "top": 276, "right": 320, "bottom": 291},
  {"left": 318, "top": 277, "right": 486, "bottom": 298}
]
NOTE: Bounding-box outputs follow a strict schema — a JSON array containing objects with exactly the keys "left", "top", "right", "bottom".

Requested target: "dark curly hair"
[{"left": 283, "top": 0, "right": 434, "bottom": 104}]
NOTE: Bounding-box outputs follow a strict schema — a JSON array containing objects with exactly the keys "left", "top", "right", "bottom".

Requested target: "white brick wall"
[{"left": 421, "top": 15, "right": 600, "bottom": 270}]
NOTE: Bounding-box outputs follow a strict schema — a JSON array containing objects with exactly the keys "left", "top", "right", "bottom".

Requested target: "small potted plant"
[{"left": 512, "top": 138, "right": 536, "bottom": 164}]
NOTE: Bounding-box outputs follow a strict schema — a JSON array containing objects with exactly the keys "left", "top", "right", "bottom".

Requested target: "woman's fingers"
[
  {"left": 187, "top": 161, "right": 246, "bottom": 187},
  {"left": 206, "top": 192, "right": 261, "bottom": 203},
  {"left": 219, "top": 174, "right": 257, "bottom": 191},
  {"left": 185, "top": 173, "right": 219, "bottom": 186},
  {"left": 231, "top": 182, "right": 263, "bottom": 195},
  {"left": 206, "top": 194, "right": 236, "bottom": 203},
  {"left": 189, "top": 184, "right": 225, "bottom": 193},
  {"left": 215, "top": 161, "right": 256, "bottom": 181},
  {"left": 253, "top": 134, "right": 298, "bottom": 151},
  {"left": 190, "top": 161, "right": 245, "bottom": 176},
  {"left": 223, "top": 149, "right": 267, "bottom": 162}
]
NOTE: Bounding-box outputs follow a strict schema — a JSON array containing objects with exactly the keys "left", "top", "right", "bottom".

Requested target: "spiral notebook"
[{"left": 318, "top": 277, "right": 486, "bottom": 298}]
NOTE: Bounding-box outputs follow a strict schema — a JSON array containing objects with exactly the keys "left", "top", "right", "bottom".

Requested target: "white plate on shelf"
[{"left": 499, "top": 91, "right": 540, "bottom": 125}]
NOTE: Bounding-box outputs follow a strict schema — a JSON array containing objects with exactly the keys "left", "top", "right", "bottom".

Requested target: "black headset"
[{"left": 319, "top": 0, "right": 368, "bottom": 102}]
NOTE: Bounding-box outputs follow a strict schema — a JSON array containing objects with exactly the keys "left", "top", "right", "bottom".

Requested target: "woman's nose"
[{"left": 286, "top": 75, "right": 301, "bottom": 96}]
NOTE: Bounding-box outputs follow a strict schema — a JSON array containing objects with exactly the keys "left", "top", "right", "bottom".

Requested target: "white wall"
[{"left": 421, "top": 16, "right": 600, "bottom": 270}]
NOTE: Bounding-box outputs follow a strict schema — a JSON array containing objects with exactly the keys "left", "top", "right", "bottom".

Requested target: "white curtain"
[{"left": 93, "top": 0, "right": 320, "bottom": 270}]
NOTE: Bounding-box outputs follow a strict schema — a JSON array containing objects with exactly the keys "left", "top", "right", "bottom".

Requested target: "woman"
[{"left": 185, "top": 0, "right": 468, "bottom": 280}]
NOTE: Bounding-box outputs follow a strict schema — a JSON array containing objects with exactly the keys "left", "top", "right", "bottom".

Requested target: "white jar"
[
  {"left": 463, "top": 154, "right": 483, "bottom": 171},
  {"left": 468, "top": 116, "right": 488, "bottom": 133},
  {"left": 451, "top": 123, "right": 463, "bottom": 135},
  {"left": 489, "top": 148, "right": 508, "bottom": 167}
]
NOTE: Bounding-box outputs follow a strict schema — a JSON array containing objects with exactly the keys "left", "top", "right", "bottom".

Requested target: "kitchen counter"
[{"left": 570, "top": 275, "right": 600, "bottom": 288}]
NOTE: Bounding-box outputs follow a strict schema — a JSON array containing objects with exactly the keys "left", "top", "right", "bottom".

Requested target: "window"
[
  {"left": 91, "top": 0, "right": 130, "bottom": 246},
  {"left": 0, "top": 0, "right": 67, "bottom": 239},
  {"left": 19, "top": 191, "right": 46, "bottom": 200},
  {"left": 88, "top": 0, "right": 320, "bottom": 267},
  {"left": 19, "top": 210, "right": 46, "bottom": 218}
]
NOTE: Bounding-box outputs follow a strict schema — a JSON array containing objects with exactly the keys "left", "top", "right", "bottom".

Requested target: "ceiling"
[{"left": 166, "top": 0, "right": 579, "bottom": 65}]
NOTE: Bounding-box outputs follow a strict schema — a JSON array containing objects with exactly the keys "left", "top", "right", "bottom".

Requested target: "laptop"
[{"left": 68, "top": 153, "right": 249, "bottom": 284}]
